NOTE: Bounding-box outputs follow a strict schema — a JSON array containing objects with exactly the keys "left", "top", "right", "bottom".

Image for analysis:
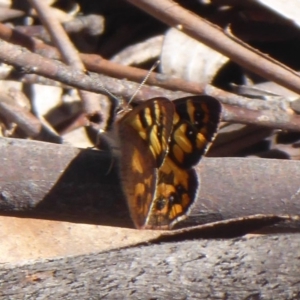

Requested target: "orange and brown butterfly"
[{"left": 107, "top": 95, "right": 221, "bottom": 229}]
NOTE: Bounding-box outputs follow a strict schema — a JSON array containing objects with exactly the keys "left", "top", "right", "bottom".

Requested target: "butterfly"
[{"left": 108, "top": 95, "right": 221, "bottom": 229}]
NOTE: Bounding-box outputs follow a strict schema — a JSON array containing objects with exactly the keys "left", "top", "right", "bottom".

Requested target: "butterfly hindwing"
[
  {"left": 117, "top": 98, "right": 174, "bottom": 229},
  {"left": 144, "top": 157, "right": 199, "bottom": 229}
]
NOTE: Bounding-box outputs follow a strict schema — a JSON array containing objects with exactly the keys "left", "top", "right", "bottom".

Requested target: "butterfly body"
[{"left": 109, "top": 95, "right": 221, "bottom": 229}]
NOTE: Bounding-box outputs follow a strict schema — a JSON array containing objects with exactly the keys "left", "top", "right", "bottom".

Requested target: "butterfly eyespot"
[
  {"left": 169, "top": 194, "right": 175, "bottom": 203},
  {"left": 155, "top": 198, "right": 167, "bottom": 211},
  {"left": 176, "top": 184, "right": 184, "bottom": 193},
  {"left": 169, "top": 192, "right": 181, "bottom": 204}
]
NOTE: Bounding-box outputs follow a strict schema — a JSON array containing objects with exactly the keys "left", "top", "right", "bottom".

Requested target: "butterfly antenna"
[
  {"left": 97, "top": 84, "right": 121, "bottom": 106},
  {"left": 127, "top": 60, "right": 160, "bottom": 105},
  {"left": 98, "top": 60, "right": 160, "bottom": 113}
]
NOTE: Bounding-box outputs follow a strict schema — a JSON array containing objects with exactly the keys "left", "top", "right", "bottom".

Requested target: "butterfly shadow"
[{"left": 5, "top": 147, "right": 135, "bottom": 228}]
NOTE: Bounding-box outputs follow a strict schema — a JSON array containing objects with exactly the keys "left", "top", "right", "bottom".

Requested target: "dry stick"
[
  {"left": 0, "top": 38, "right": 144, "bottom": 97},
  {"left": 82, "top": 55, "right": 292, "bottom": 112},
  {"left": 0, "top": 8, "right": 25, "bottom": 22},
  {"left": 0, "top": 23, "right": 294, "bottom": 112},
  {"left": 28, "top": 0, "right": 82, "bottom": 69},
  {"left": 0, "top": 18, "right": 209, "bottom": 95},
  {"left": 0, "top": 38, "right": 300, "bottom": 131},
  {"left": 126, "top": 0, "right": 300, "bottom": 95},
  {"left": 15, "top": 14, "right": 104, "bottom": 46},
  {"left": 0, "top": 94, "right": 61, "bottom": 143},
  {"left": 0, "top": 94, "right": 42, "bottom": 137},
  {"left": 27, "top": 0, "right": 99, "bottom": 116},
  {"left": 208, "top": 124, "right": 273, "bottom": 157},
  {"left": 2, "top": 137, "right": 300, "bottom": 224}
]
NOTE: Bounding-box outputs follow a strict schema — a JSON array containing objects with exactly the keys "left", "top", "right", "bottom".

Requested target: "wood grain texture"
[
  {"left": 0, "top": 137, "right": 300, "bottom": 228},
  {"left": 1, "top": 234, "right": 299, "bottom": 299}
]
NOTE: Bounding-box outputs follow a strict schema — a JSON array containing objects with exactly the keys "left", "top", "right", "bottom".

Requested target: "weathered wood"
[
  {"left": 0, "top": 234, "right": 299, "bottom": 299},
  {"left": 0, "top": 137, "right": 130, "bottom": 226},
  {"left": 0, "top": 137, "right": 300, "bottom": 229}
]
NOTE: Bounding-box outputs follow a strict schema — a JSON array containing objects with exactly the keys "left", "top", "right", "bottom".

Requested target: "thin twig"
[
  {"left": 0, "top": 91, "right": 61, "bottom": 143},
  {"left": 0, "top": 38, "right": 299, "bottom": 131},
  {"left": 0, "top": 23, "right": 294, "bottom": 112},
  {"left": 126, "top": 0, "right": 300, "bottom": 95},
  {"left": 0, "top": 93, "right": 42, "bottom": 137},
  {"left": 27, "top": 0, "right": 100, "bottom": 116}
]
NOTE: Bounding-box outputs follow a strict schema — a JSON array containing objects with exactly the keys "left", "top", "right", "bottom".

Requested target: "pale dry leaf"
[
  {"left": 257, "top": 0, "right": 300, "bottom": 27},
  {"left": 160, "top": 28, "right": 229, "bottom": 83},
  {"left": 0, "top": 216, "right": 162, "bottom": 264}
]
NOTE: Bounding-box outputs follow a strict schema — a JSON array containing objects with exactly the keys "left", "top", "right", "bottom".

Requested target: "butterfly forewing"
[
  {"left": 168, "top": 96, "right": 221, "bottom": 169},
  {"left": 117, "top": 98, "right": 174, "bottom": 229}
]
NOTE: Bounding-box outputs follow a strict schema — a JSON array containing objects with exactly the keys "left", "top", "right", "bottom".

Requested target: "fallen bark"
[{"left": 0, "top": 233, "right": 299, "bottom": 299}]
